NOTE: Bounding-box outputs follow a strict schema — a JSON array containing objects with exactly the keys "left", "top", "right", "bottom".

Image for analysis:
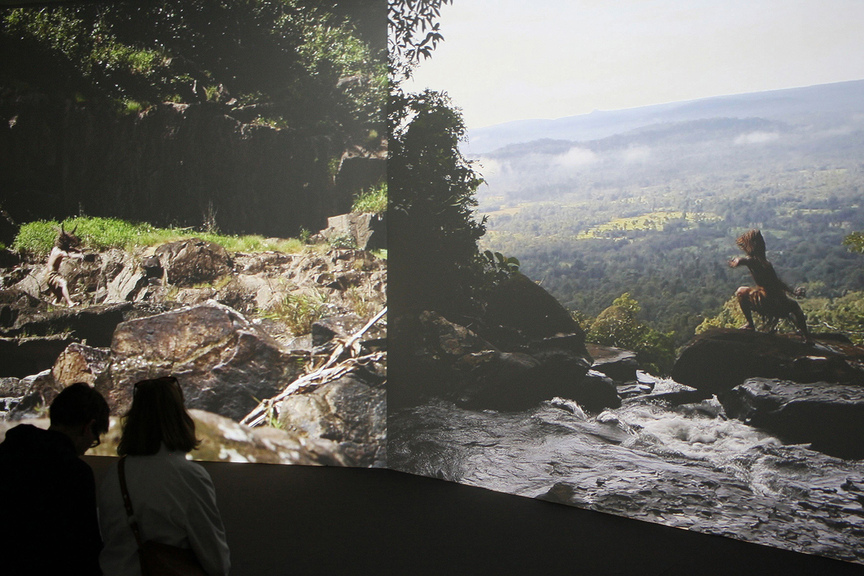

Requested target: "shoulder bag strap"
[{"left": 118, "top": 456, "right": 148, "bottom": 572}]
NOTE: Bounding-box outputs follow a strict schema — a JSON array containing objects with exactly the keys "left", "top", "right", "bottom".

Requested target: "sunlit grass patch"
[
  {"left": 260, "top": 290, "right": 329, "bottom": 336},
  {"left": 351, "top": 182, "right": 387, "bottom": 214},
  {"left": 12, "top": 216, "right": 306, "bottom": 257},
  {"left": 576, "top": 210, "right": 722, "bottom": 239}
]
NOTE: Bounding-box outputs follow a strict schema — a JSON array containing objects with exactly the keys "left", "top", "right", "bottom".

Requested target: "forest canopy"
[
  {"left": 0, "top": 1, "right": 387, "bottom": 238},
  {"left": 1, "top": 0, "right": 386, "bottom": 144}
]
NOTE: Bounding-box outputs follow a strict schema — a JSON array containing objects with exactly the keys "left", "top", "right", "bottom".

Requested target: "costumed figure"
[
  {"left": 46, "top": 224, "right": 86, "bottom": 306},
  {"left": 729, "top": 229, "right": 811, "bottom": 343}
]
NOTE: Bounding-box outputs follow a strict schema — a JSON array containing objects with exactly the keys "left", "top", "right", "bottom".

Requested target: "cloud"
[
  {"left": 476, "top": 157, "right": 503, "bottom": 180},
  {"left": 734, "top": 131, "right": 780, "bottom": 145},
  {"left": 555, "top": 147, "right": 598, "bottom": 168},
  {"left": 622, "top": 145, "right": 651, "bottom": 163}
]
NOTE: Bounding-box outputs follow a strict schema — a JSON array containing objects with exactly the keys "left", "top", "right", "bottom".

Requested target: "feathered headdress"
[{"left": 736, "top": 229, "right": 766, "bottom": 259}]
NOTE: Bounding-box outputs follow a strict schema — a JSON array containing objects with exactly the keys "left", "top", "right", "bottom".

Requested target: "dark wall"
[{"left": 85, "top": 457, "right": 861, "bottom": 576}]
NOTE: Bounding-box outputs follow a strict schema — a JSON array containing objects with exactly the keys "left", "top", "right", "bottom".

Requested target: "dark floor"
[{"left": 86, "top": 457, "right": 862, "bottom": 576}]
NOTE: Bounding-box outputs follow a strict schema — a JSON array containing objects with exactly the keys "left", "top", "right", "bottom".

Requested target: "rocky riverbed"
[
  {"left": 389, "top": 376, "right": 864, "bottom": 565},
  {"left": 387, "top": 273, "right": 864, "bottom": 566},
  {"left": 1, "top": 235, "right": 387, "bottom": 467}
]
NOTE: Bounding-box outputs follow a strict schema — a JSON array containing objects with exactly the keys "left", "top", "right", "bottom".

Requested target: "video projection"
[
  {"left": 387, "top": 0, "right": 864, "bottom": 567},
  {"left": 0, "top": 0, "right": 387, "bottom": 467},
  {"left": 3, "top": 0, "right": 864, "bottom": 569}
]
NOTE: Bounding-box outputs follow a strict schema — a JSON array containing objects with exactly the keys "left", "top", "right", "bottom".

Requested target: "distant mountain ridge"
[{"left": 466, "top": 79, "right": 864, "bottom": 154}]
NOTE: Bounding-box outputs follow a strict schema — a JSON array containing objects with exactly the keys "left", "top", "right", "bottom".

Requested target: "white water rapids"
[{"left": 389, "top": 378, "right": 864, "bottom": 564}]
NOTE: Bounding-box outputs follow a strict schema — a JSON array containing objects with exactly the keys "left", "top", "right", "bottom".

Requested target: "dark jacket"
[{"left": 0, "top": 424, "right": 103, "bottom": 576}]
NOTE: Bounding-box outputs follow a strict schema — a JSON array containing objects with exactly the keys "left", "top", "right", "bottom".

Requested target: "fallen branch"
[
  {"left": 320, "top": 307, "right": 387, "bottom": 368},
  {"left": 240, "top": 308, "right": 386, "bottom": 428}
]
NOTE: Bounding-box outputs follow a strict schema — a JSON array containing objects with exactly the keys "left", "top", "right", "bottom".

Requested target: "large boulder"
[
  {"left": 51, "top": 343, "right": 111, "bottom": 387},
  {"left": 1, "top": 301, "right": 132, "bottom": 347},
  {"left": 321, "top": 212, "right": 386, "bottom": 251},
  {"left": 482, "top": 272, "right": 588, "bottom": 349},
  {"left": 722, "top": 378, "right": 864, "bottom": 460},
  {"left": 410, "top": 311, "right": 609, "bottom": 412},
  {"left": 154, "top": 238, "right": 232, "bottom": 287},
  {"left": 277, "top": 369, "right": 386, "bottom": 467},
  {"left": 104, "top": 301, "right": 302, "bottom": 420},
  {"left": 0, "top": 335, "right": 76, "bottom": 378},
  {"left": 96, "top": 248, "right": 153, "bottom": 303},
  {"left": 586, "top": 343, "right": 638, "bottom": 383},
  {"left": 0, "top": 377, "right": 27, "bottom": 414},
  {"left": 454, "top": 349, "right": 615, "bottom": 412},
  {"left": 0, "top": 369, "right": 58, "bottom": 419},
  {"left": 0, "top": 289, "right": 44, "bottom": 330},
  {"left": 671, "top": 329, "right": 864, "bottom": 394}
]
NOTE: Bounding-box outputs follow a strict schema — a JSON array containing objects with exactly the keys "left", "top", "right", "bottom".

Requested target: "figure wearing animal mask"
[{"left": 46, "top": 224, "right": 86, "bottom": 307}]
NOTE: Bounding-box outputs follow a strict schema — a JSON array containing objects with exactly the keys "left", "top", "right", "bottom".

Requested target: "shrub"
[
  {"left": 587, "top": 293, "right": 676, "bottom": 376},
  {"left": 262, "top": 291, "right": 329, "bottom": 336},
  {"left": 328, "top": 231, "right": 357, "bottom": 249},
  {"left": 352, "top": 183, "right": 387, "bottom": 214}
]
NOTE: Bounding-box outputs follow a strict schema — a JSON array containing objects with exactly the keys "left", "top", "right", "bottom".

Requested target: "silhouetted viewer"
[
  {"left": 98, "top": 376, "right": 230, "bottom": 576},
  {"left": 0, "top": 382, "right": 110, "bottom": 576}
]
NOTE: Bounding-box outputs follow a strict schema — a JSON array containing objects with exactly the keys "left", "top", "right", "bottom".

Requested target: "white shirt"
[{"left": 98, "top": 445, "right": 230, "bottom": 576}]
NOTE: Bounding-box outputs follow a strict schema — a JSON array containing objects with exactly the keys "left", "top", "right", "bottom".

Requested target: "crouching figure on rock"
[{"left": 729, "top": 229, "right": 811, "bottom": 343}]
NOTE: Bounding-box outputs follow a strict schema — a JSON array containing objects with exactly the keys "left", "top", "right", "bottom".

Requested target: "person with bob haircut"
[
  {"left": 97, "top": 376, "right": 230, "bottom": 576},
  {"left": 0, "top": 382, "right": 109, "bottom": 575}
]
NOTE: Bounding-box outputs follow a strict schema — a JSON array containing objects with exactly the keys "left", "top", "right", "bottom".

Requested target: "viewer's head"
[
  {"left": 49, "top": 383, "right": 110, "bottom": 456},
  {"left": 117, "top": 376, "right": 199, "bottom": 456}
]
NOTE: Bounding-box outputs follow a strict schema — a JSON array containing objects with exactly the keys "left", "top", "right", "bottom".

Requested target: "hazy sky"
[{"left": 404, "top": 0, "right": 864, "bottom": 130}]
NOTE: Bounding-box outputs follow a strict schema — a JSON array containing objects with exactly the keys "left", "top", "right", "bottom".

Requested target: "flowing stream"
[{"left": 388, "top": 379, "right": 864, "bottom": 564}]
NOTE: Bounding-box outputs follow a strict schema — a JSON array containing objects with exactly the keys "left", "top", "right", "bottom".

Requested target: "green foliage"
[
  {"left": 480, "top": 250, "right": 520, "bottom": 285},
  {"left": 586, "top": 293, "right": 676, "bottom": 375},
  {"left": 352, "top": 182, "right": 387, "bottom": 214},
  {"left": 328, "top": 231, "right": 357, "bottom": 249},
  {"left": 844, "top": 231, "right": 864, "bottom": 254},
  {"left": 695, "top": 296, "right": 747, "bottom": 333},
  {"left": 388, "top": 0, "right": 451, "bottom": 80},
  {"left": 2, "top": 1, "right": 385, "bottom": 143},
  {"left": 389, "top": 89, "right": 486, "bottom": 316},
  {"left": 12, "top": 216, "right": 303, "bottom": 256},
  {"left": 212, "top": 235, "right": 303, "bottom": 254},
  {"left": 11, "top": 220, "right": 63, "bottom": 255},
  {"left": 699, "top": 291, "right": 864, "bottom": 344},
  {"left": 569, "top": 309, "right": 593, "bottom": 332},
  {"left": 261, "top": 290, "right": 329, "bottom": 336},
  {"left": 481, "top": 164, "right": 864, "bottom": 346},
  {"left": 802, "top": 291, "right": 864, "bottom": 345},
  {"left": 297, "top": 18, "right": 386, "bottom": 134}
]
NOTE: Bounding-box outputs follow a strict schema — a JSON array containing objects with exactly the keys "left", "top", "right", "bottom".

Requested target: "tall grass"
[
  {"left": 351, "top": 182, "right": 387, "bottom": 214},
  {"left": 11, "top": 216, "right": 304, "bottom": 256},
  {"left": 261, "top": 291, "right": 329, "bottom": 335}
]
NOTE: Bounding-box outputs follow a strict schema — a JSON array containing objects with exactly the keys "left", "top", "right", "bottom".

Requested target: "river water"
[{"left": 388, "top": 378, "right": 864, "bottom": 564}]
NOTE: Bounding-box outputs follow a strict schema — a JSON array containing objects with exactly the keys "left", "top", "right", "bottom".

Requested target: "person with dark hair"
[
  {"left": 0, "top": 382, "right": 110, "bottom": 576},
  {"left": 97, "top": 376, "right": 230, "bottom": 576}
]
